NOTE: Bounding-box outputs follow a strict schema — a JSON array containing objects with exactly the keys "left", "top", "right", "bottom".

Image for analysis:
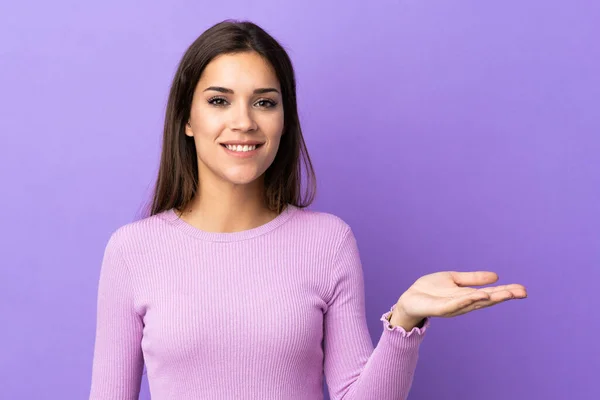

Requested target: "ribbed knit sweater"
[{"left": 89, "top": 204, "right": 429, "bottom": 399}]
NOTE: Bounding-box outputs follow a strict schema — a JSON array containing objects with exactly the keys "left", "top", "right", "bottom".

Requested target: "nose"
[{"left": 229, "top": 102, "right": 258, "bottom": 132}]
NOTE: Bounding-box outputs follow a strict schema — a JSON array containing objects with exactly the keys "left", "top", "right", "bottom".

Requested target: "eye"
[
  {"left": 255, "top": 99, "right": 277, "bottom": 108},
  {"left": 207, "top": 97, "right": 277, "bottom": 108},
  {"left": 207, "top": 97, "right": 229, "bottom": 107}
]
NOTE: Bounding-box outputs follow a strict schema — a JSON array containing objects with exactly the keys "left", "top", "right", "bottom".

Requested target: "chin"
[
  {"left": 221, "top": 170, "right": 264, "bottom": 186},
  {"left": 226, "top": 177, "right": 260, "bottom": 186}
]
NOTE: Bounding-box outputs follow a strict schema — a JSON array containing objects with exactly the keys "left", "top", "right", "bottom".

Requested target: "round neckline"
[{"left": 160, "top": 204, "right": 298, "bottom": 242}]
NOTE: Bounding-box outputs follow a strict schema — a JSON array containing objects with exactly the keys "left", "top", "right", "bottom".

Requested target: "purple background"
[{"left": 1, "top": 1, "right": 598, "bottom": 399}]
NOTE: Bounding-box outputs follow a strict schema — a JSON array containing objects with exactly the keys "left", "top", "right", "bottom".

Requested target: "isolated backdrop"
[{"left": 1, "top": 0, "right": 598, "bottom": 399}]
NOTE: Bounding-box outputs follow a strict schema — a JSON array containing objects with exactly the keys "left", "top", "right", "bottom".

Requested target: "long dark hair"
[{"left": 140, "top": 20, "right": 316, "bottom": 218}]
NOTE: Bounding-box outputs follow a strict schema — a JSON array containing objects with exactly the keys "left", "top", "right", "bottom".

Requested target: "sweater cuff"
[{"left": 380, "top": 304, "right": 430, "bottom": 337}]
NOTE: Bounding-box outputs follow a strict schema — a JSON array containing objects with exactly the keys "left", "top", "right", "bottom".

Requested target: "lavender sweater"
[{"left": 89, "top": 205, "right": 429, "bottom": 399}]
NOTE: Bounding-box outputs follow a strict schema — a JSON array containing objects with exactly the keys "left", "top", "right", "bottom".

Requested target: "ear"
[{"left": 185, "top": 121, "right": 193, "bottom": 137}]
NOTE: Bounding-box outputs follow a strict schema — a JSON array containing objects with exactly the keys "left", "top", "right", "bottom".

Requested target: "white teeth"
[{"left": 226, "top": 144, "right": 257, "bottom": 152}]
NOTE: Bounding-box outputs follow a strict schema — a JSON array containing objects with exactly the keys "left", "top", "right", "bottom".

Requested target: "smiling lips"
[{"left": 220, "top": 142, "right": 264, "bottom": 158}]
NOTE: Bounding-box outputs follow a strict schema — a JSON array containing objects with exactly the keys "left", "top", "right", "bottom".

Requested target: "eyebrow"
[{"left": 203, "top": 86, "right": 280, "bottom": 95}]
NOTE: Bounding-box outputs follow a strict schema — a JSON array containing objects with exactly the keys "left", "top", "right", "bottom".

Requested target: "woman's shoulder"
[
  {"left": 102, "top": 209, "right": 174, "bottom": 252},
  {"left": 291, "top": 206, "right": 354, "bottom": 239}
]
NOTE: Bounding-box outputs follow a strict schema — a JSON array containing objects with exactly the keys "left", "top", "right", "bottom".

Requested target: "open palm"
[{"left": 397, "top": 271, "right": 527, "bottom": 319}]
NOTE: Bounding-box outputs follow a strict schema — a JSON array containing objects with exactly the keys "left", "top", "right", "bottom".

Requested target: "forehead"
[{"left": 198, "top": 51, "right": 280, "bottom": 90}]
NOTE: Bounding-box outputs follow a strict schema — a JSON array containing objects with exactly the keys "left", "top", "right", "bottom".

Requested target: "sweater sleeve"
[
  {"left": 323, "top": 227, "right": 430, "bottom": 400},
  {"left": 89, "top": 232, "right": 144, "bottom": 400}
]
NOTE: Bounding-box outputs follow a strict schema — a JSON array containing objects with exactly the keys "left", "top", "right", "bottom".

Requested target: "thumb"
[{"left": 450, "top": 271, "right": 499, "bottom": 287}]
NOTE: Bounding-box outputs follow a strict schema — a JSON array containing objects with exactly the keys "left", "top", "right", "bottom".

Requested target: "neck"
[{"left": 177, "top": 177, "right": 279, "bottom": 233}]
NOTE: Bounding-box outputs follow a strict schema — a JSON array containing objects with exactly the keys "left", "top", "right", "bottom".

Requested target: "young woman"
[{"left": 89, "top": 20, "right": 527, "bottom": 400}]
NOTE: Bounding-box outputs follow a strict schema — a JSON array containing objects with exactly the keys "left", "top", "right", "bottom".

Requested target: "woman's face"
[{"left": 185, "top": 51, "right": 284, "bottom": 188}]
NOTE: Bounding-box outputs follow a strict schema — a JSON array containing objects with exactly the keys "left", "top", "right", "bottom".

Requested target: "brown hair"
[{"left": 141, "top": 20, "right": 316, "bottom": 218}]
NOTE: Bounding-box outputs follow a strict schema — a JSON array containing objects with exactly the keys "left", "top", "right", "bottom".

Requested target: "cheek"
[
  {"left": 265, "top": 129, "right": 283, "bottom": 157},
  {"left": 194, "top": 113, "right": 224, "bottom": 138},
  {"left": 262, "top": 112, "right": 284, "bottom": 141},
  {"left": 191, "top": 124, "right": 224, "bottom": 157},
  {"left": 262, "top": 137, "right": 282, "bottom": 169},
  {"left": 269, "top": 135, "right": 282, "bottom": 153}
]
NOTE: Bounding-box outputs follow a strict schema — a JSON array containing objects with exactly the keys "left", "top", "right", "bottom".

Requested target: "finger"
[
  {"left": 479, "top": 285, "right": 527, "bottom": 299},
  {"left": 436, "top": 291, "right": 491, "bottom": 316},
  {"left": 446, "top": 300, "right": 497, "bottom": 317},
  {"left": 481, "top": 290, "right": 515, "bottom": 303},
  {"left": 479, "top": 284, "right": 524, "bottom": 293},
  {"left": 470, "top": 288, "right": 520, "bottom": 304},
  {"left": 451, "top": 271, "right": 499, "bottom": 287},
  {"left": 445, "top": 292, "right": 522, "bottom": 317}
]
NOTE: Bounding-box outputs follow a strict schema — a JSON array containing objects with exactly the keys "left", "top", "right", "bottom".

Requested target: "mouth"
[
  {"left": 220, "top": 143, "right": 264, "bottom": 153},
  {"left": 220, "top": 142, "right": 264, "bottom": 158}
]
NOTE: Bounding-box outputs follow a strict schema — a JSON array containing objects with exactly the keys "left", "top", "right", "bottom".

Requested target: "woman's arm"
[
  {"left": 89, "top": 232, "right": 144, "bottom": 400},
  {"left": 323, "top": 227, "right": 428, "bottom": 400}
]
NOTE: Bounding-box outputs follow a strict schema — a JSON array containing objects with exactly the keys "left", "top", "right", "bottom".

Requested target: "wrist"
[{"left": 388, "top": 303, "right": 425, "bottom": 331}]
